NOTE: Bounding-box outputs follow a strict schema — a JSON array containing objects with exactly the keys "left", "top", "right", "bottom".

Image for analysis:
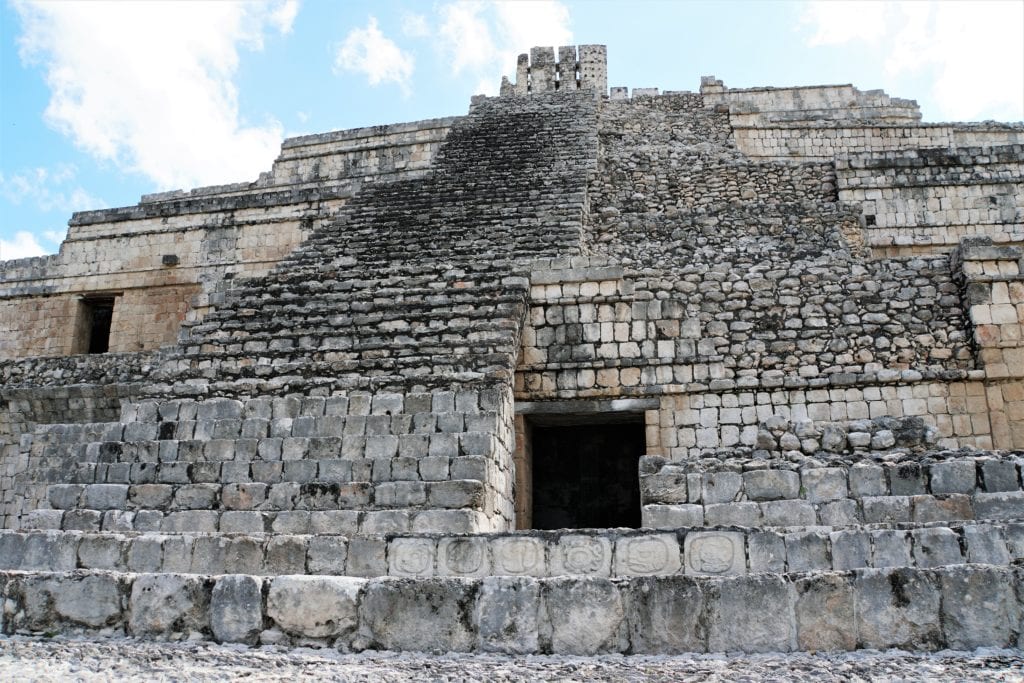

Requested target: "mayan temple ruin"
[{"left": 1, "top": 44, "right": 1023, "bottom": 654}]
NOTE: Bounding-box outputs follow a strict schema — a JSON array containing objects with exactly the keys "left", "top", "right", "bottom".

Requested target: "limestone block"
[
  {"left": 309, "top": 510, "right": 360, "bottom": 535},
  {"left": 476, "top": 576, "right": 541, "bottom": 654},
  {"left": 0, "top": 533, "right": 26, "bottom": 570},
  {"left": 220, "top": 511, "right": 266, "bottom": 534},
  {"left": 122, "top": 535, "right": 162, "bottom": 573},
  {"left": 346, "top": 537, "right": 387, "bottom": 577},
  {"left": 759, "top": 499, "right": 817, "bottom": 526},
  {"left": 160, "top": 537, "right": 194, "bottom": 573},
  {"left": 930, "top": 460, "right": 977, "bottom": 494},
  {"left": 47, "top": 484, "right": 83, "bottom": 509},
  {"left": 22, "top": 531, "right": 78, "bottom": 570},
  {"left": 980, "top": 460, "right": 1019, "bottom": 492},
  {"left": 911, "top": 494, "right": 972, "bottom": 523},
  {"left": 887, "top": 464, "right": 927, "bottom": 495},
  {"left": 412, "top": 510, "right": 489, "bottom": 534},
  {"left": 940, "top": 566, "right": 1019, "bottom": 649},
  {"left": 267, "top": 575, "right": 362, "bottom": 640},
  {"left": 683, "top": 531, "right": 745, "bottom": 577},
  {"left": 358, "top": 577, "right": 476, "bottom": 652},
  {"left": 642, "top": 504, "right": 703, "bottom": 529},
  {"left": 211, "top": 575, "right": 264, "bottom": 645},
  {"left": 911, "top": 528, "right": 963, "bottom": 567},
  {"left": 785, "top": 531, "right": 830, "bottom": 572},
  {"left": 308, "top": 536, "right": 348, "bottom": 575},
  {"left": 24, "top": 510, "right": 65, "bottom": 530},
  {"left": 628, "top": 576, "right": 707, "bottom": 653},
  {"left": 794, "top": 573, "right": 856, "bottom": 651},
  {"left": 223, "top": 537, "right": 264, "bottom": 575},
  {"left": 265, "top": 536, "right": 307, "bottom": 575},
  {"left": 162, "top": 511, "right": 218, "bottom": 533},
  {"left": 964, "top": 524, "right": 1011, "bottom": 565},
  {"left": 854, "top": 568, "right": 941, "bottom": 649},
  {"left": 361, "top": 510, "right": 409, "bottom": 535},
  {"left": 743, "top": 470, "right": 799, "bottom": 501},
  {"left": 272, "top": 511, "right": 311, "bottom": 534},
  {"left": 388, "top": 537, "right": 436, "bottom": 577},
  {"left": 705, "top": 501, "right": 764, "bottom": 527},
  {"left": 818, "top": 499, "right": 861, "bottom": 526},
  {"left": 863, "top": 496, "right": 912, "bottom": 523},
  {"left": 19, "top": 573, "right": 126, "bottom": 632},
  {"left": 190, "top": 536, "right": 229, "bottom": 575},
  {"left": 129, "top": 573, "right": 211, "bottom": 639},
  {"left": 614, "top": 534, "right": 681, "bottom": 576},
  {"left": 701, "top": 472, "right": 742, "bottom": 504},
  {"left": 974, "top": 491, "right": 1024, "bottom": 520},
  {"left": 707, "top": 574, "right": 794, "bottom": 653},
  {"left": 849, "top": 464, "right": 887, "bottom": 497},
  {"left": 801, "top": 468, "right": 847, "bottom": 503},
  {"left": 78, "top": 534, "right": 125, "bottom": 570},
  {"left": 639, "top": 473, "right": 687, "bottom": 504},
  {"left": 748, "top": 531, "right": 787, "bottom": 573},
  {"left": 83, "top": 484, "right": 129, "bottom": 510},
  {"left": 549, "top": 535, "right": 612, "bottom": 577},
  {"left": 64, "top": 509, "right": 100, "bottom": 532},
  {"left": 542, "top": 577, "right": 627, "bottom": 655},
  {"left": 492, "top": 536, "right": 546, "bottom": 576},
  {"left": 830, "top": 530, "right": 870, "bottom": 569}
]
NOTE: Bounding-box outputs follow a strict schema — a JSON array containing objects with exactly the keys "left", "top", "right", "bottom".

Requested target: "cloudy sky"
[{"left": 1, "top": 0, "right": 1022, "bottom": 260}]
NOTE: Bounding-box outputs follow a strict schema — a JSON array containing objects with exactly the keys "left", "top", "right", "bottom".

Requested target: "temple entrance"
[{"left": 524, "top": 416, "right": 644, "bottom": 530}]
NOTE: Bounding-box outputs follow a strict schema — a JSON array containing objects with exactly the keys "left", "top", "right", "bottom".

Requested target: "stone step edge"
[
  {"left": 2, "top": 565, "right": 1021, "bottom": 654},
  {"left": 5, "top": 519, "right": 1024, "bottom": 578}
]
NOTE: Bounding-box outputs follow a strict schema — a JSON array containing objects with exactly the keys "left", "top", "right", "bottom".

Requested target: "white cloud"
[
  {"left": 800, "top": 1, "right": 1023, "bottom": 121},
  {"left": 13, "top": 0, "right": 296, "bottom": 191},
  {"left": 270, "top": 0, "right": 299, "bottom": 34},
  {"left": 0, "top": 164, "right": 105, "bottom": 215},
  {"left": 401, "top": 12, "right": 430, "bottom": 38},
  {"left": 420, "top": 1, "right": 573, "bottom": 96},
  {"left": 0, "top": 231, "right": 48, "bottom": 260},
  {"left": 334, "top": 17, "right": 414, "bottom": 94}
]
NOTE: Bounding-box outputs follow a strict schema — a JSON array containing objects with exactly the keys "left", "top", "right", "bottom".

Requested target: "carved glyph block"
[
  {"left": 614, "top": 534, "right": 681, "bottom": 576},
  {"left": 683, "top": 531, "right": 746, "bottom": 576},
  {"left": 388, "top": 537, "right": 435, "bottom": 577},
  {"left": 491, "top": 536, "right": 546, "bottom": 576},
  {"left": 437, "top": 537, "right": 490, "bottom": 577},
  {"left": 550, "top": 535, "right": 611, "bottom": 577}
]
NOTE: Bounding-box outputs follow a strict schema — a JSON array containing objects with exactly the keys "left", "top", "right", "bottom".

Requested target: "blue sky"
[{"left": 2, "top": 0, "right": 1022, "bottom": 260}]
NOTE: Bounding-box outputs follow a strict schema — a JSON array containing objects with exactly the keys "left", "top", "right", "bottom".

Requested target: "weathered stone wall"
[
  {"left": 0, "top": 118, "right": 455, "bottom": 361},
  {"left": 838, "top": 146, "right": 1024, "bottom": 255}
]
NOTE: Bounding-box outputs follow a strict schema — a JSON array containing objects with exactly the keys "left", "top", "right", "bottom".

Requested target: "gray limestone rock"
[
  {"left": 542, "top": 577, "right": 627, "bottom": 655},
  {"left": 267, "top": 575, "right": 362, "bottom": 640},
  {"left": 211, "top": 575, "right": 264, "bottom": 645},
  {"left": 129, "top": 574, "right": 211, "bottom": 639},
  {"left": 358, "top": 578, "right": 477, "bottom": 653},
  {"left": 476, "top": 576, "right": 541, "bottom": 654}
]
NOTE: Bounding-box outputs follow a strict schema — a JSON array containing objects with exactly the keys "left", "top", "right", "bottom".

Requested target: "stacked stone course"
[{"left": 1, "top": 45, "right": 1024, "bottom": 655}]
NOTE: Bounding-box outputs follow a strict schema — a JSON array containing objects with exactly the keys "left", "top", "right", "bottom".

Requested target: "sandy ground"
[{"left": 1, "top": 636, "right": 1023, "bottom": 682}]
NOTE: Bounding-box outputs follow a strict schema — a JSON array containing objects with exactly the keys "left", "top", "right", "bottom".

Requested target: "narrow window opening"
[
  {"left": 526, "top": 415, "right": 644, "bottom": 530},
  {"left": 81, "top": 297, "right": 115, "bottom": 354}
]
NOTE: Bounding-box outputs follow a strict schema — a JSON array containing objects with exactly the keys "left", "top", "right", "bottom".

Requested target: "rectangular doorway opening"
[
  {"left": 524, "top": 414, "right": 644, "bottom": 530},
  {"left": 79, "top": 296, "right": 116, "bottom": 354}
]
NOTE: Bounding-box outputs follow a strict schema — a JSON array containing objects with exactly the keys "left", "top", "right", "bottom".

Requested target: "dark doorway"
[
  {"left": 82, "top": 297, "right": 115, "bottom": 354},
  {"left": 530, "top": 419, "right": 644, "bottom": 529}
]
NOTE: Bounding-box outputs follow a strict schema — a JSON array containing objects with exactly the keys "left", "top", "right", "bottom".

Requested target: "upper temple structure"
[{"left": 1, "top": 46, "right": 1023, "bottom": 654}]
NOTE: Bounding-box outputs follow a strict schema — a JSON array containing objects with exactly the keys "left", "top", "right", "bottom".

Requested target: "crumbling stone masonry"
[{"left": 1, "top": 45, "right": 1024, "bottom": 653}]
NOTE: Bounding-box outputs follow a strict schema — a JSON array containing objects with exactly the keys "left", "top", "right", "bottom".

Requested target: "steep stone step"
[
  {"left": 4, "top": 521, "right": 1022, "bottom": 578},
  {"left": 2, "top": 565, "right": 1020, "bottom": 653}
]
